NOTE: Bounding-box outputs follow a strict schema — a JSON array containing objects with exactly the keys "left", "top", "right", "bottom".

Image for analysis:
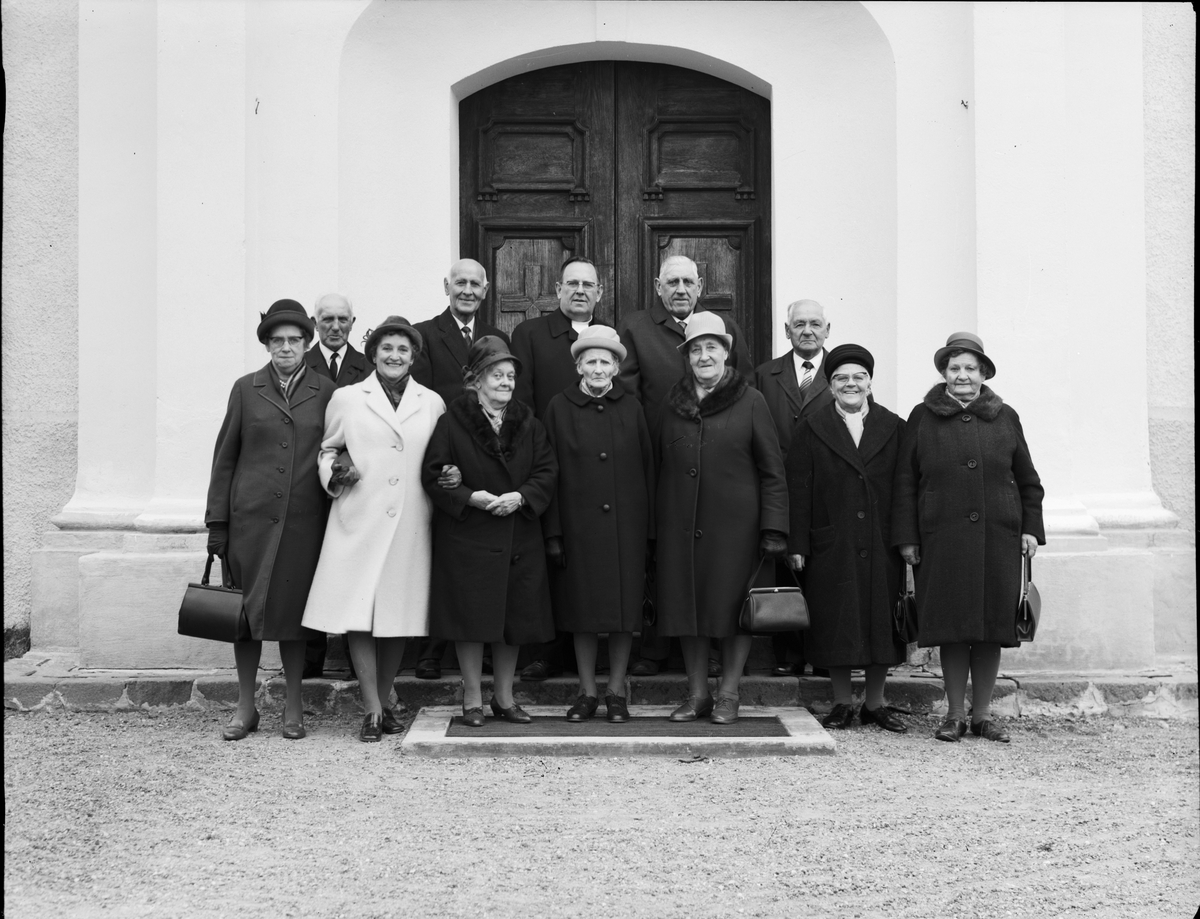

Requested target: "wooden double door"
[{"left": 460, "top": 62, "right": 772, "bottom": 366}]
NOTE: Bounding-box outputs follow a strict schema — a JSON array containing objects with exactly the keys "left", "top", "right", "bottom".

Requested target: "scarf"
[
  {"left": 378, "top": 372, "right": 409, "bottom": 410},
  {"left": 275, "top": 361, "right": 307, "bottom": 404}
]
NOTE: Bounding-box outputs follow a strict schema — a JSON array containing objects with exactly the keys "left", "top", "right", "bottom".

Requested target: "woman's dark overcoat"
[
  {"left": 542, "top": 381, "right": 655, "bottom": 633},
  {"left": 892, "top": 384, "right": 1045, "bottom": 648},
  {"left": 786, "top": 401, "right": 906, "bottom": 668},
  {"left": 421, "top": 392, "right": 558, "bottom": 645},
  {"left": 205, "top": 364, "right": 336, "bottom": 641},
  {"left": 655, "top": 370, "right": 789, "bottom": 638}
]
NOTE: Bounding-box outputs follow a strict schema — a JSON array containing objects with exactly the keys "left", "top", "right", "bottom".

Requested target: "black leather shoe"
[
  {"left": 821, "top": 703, "right": 856, "bottom": 730},
  {"left": 860, "top": 704, "right": 908, "bottom": 733},
  {"left": 566, "top": 694, "right": 599, "bottom": 722},
  {"left": 629, "top": 658, "right": 660, "bottom": 677},
  {"left": 935, "top": 717, "right": 968, "bottom": 742},
  {"left": 605, "top": 693, "right": 630, "bottom": 723},
  {"left": 772, "top": 663, "right": 799, "bottom": 676},
  {"left": 359, "top": 712, "right": 383, "bottom": 743},
  {"left": 222, "top": 709, "right": 260, "bottom": 741},
  {"left": 707, "top": 659, "right": 722, "bottom": 678},
  {"left": 281, "top": 719, "right": 306, "bottom": 740},
  {"left": 414, "top": 659, "right": 441, "bottom": 680},
  {"left": 970, "top": 719, "right": 1011, "bottom": 743},
  {"left": 381, "top": 707, "right": 405, "bottom": 734},
  {"left": 669, "top": 695, "right": 714, "bottom": 722},
  {"left": 711, "top": 696, "right": 740, "bottom": 725},
  {"left": 302, "top": 663, "right": 324, "bottom": 680},
  {"left": 490, "top": 697, "right": 533, "bottom": 724},
  {"left": 520, "top": 660, "right": 562, "bottom": 682},
  {"left": 460, "top": 706, "right": 486, "bottom": 728},
  {"left": 810, "top": 667, "right": 830, "bottom": 678}
]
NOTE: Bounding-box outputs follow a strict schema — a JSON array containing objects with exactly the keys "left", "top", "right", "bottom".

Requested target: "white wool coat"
[{"left": 302, "top": 373, "right": 445, "bottom": 636}]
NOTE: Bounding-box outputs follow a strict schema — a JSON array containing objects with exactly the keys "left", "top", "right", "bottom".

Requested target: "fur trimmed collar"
[
  {"left": 923, "top": 383, "right": 1003, "bottom": 420},
  {"left": 666, "top": 368, "right": 750, "bottom": 421},
  {"left": 448, "top": 391, "right": 534, "bottom": 459}
]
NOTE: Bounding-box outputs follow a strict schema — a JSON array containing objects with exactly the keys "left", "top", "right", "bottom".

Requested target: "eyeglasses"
[
  {"left": 831, "top": 373, "right": 870, "bottom": 385},
  {"left": 561, "top": 280, "right": 599, "bottom": 291},
  {"left": 268, "top": 336, "right": 305, "bottom": 349}
]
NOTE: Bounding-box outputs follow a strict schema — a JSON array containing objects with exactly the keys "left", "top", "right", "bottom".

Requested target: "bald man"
[{"left": 304, "top": 293, "right": 372, "bottom": 387}]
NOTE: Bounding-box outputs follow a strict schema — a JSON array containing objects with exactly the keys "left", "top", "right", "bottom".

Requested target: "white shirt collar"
[
  {"left": 793, "top": 349, "right": 823, "bottom": 377},
  {"left": 318, "top": 341, "right": 346, "bottom": 364},
  {"left": 455, "top": 316, "right": 475, "bottom": 334}
]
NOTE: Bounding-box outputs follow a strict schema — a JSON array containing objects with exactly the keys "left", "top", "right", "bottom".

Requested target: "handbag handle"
[
  {"left": 201, "top": 552, "right": 237, "bottom": 590},
  {"left": 1020, "top": 554, "right": 1032, "bottom": 600},
  {"left": 745, "top": 554, "right": 802, "bottom": 595}
]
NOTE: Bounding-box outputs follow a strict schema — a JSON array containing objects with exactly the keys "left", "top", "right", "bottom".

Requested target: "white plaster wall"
[{"left": 1, "top": 0, "right": 79, "bottom": 644}]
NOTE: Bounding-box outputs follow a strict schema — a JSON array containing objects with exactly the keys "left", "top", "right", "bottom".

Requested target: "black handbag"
[
  {"left": 739, "top": 557, "right": 810, "bottom": 633},
  {"left": 1015, "top": 555, "right": 1041, "bottom": 643},
  {"left": 893, "top": 564, "right": 918, "bottom": 644},
  {"left": 177, "top": 553, "right": 250, "bottom": 643}
]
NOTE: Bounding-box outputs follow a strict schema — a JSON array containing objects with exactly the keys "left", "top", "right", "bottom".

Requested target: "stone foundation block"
[
  {"left": 4, "top": 681, "right": 60, "bottom": 711},
  {"left": 57, "top": 678, "right": 127, "bottom": 710},
  {"left": 125, "top": 678, "right": 194, "bottom": 708}
]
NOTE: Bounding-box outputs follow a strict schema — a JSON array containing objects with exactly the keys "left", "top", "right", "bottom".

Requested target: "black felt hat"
[
  {"left": 824, "top": 343, "right": 875, "bottom": 380},
  {"left": 256, "top": 299, "right": 315, "bottom": 343},
  {"left": 362, "top": 315, "right": 423, "bottom": 363},
  {"left": 933, "top": 331, "right": 995, "bottom": 379},
  {"left": 463, "top": 335, "right": 522, "bottom": 382}
]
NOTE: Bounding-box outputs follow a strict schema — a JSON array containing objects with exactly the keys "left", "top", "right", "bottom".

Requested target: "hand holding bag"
[
  {"left": 892, "top": 564, "right": 918, "bottom": 644},
  {"left": 178, "top": 553, "right": 250, "bottom": 643},
  {"left": 739, "top": 556, "right": 810, "bottom": 633},
  {"left": 1015, "top": 555, "right": 1041, "bottom": 643}
]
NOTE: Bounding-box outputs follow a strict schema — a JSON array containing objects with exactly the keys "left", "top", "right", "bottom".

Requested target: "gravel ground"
[{"left": 4, "top": 710, "right": 1198, "bottom": 919}]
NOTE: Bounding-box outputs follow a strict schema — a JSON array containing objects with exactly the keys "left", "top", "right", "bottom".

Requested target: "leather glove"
[
  {"left": 329, "top": 464, "right": 360, "bottom": 488},
  {"left": 207, "top": 524, "right": 228, "bottom": 557},
  {"left": 759, "top": 529, "right": 789, "bottom": 559},
  {"left": 545, "top": 536, "right": 567, "bottom": 569}
]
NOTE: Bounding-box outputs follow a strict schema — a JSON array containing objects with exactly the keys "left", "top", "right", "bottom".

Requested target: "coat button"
[
  {"left": 389, "top": 477, "right": 399, "bottom": 485},
  {"left": 387, "top": 509, "right": 396, "bottom": 517},
  {"left": 694, "top": 529, "right": 703, "bottom": 538},
  {"left": 967, "top": 459, "right": 978, "bottom": 469},
  {"left": 961, "top": 414, "right": 972, "bottom": 422},
  {"left": 282, "top": 418, "right": 290, "bottom": 424},
  {"left": 595, "top": 404, "right": 605, "bottom": 412},
  {"left": 275, "top": 491, "right": 282, "bottom": 498},
  {"left": 271, "top": 516, "right": 279, "bottom": 523},
  {"left": 859, "top": 549, "right": 868, "bottom": 558},
  {"left": 511, "top": 554, "right": 521, "bottom": 564},
  {"left": 969, "top": 512, "right": 980, "bottom": 521},
  {"left": 856, "top": 511, "right": 865, "bottom": 519},
  {"left": 280, "top": 442, "right": 288, "bottom": 448},
  {"left": 599, "top": 452, "right": 608, "bottom": 460},
  {"left": 688, "top": 468, "right": 697, "bottom": 477},
  {"left": 277, "top": 466, "right": 285, "bottom": 473},
  {"left": 602, "top": 504, "right": 611, "bottom": 512}
]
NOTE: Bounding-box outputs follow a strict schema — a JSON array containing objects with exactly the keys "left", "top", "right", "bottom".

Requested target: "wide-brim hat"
[
  {"left": 464, "top": 335, "right": 522, "bottom": 381},
  {"left": 825, "top": 343, "right": 875, "bottom": 380},
  {"left": 933, "top": 331, "right": 995, "bottom": 379},
  {"left": 257, "top": 299, "right": 315, "bottom": 343},
  {"left": 676, "top": 310, "right": 732, "bottom": 351},
  {"left": 363, "top": 315, "right": 424, "bottom": 362},
  {"left": 570, "top": 325, "right": 627, "bottom": 362}
]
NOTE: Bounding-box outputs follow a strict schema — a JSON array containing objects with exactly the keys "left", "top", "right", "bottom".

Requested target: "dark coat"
[
  {"left": 421, "top": 392, "right": 558, "bottom": 645},
  {"left": 304, "top": 343, "right": 371, "bottom": 388},
  {"left": 786, "top": 401, "right": 906, "bottom": 667},
  {"left": 655, "top": 370, "right": 788, "bottom": 638},
  {"left": 754, "top": 348, "right": 834, "bottom": 458},
  {"left": 511, "top": 308, "right": 609, "bottom": 418},
  {"left": 205, "top": 364, "right": 336, "bottom": 641},
  {"left": 892, "top": 384, "right": 1045, "bottom": 648},
  {"left": 617, "top": 301, "right": 754, "bottom": 432},
  {"left": 542, "top": 381, "right": 655, "bottom": 634},
  {"left": 412, "top": 308, "right": 510, "bottom": 406}
]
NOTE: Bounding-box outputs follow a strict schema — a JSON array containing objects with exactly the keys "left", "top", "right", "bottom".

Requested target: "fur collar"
[
  {"left": 923, "top": 383, "right": 1003, "bottom": 420},
  {"left": 666, "top": 368, "right": 750, "bottom": 421},
  {"left": 448, "top": 391, "right": 534, "bottom": 459}
]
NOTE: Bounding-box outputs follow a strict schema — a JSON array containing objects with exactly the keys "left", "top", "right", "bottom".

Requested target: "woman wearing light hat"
[
  {"left": 205, "top": 299, "right": 338, "bottom": 741},
  {"left": 785, "top": 344, "right": 909, "bottom": 734},
  {"left": 655, "top": 311, "right": 789, "bottom": 725},
  {"left": 541, "top": 325, "right": 655, "bottom": 723},
  {"left": 421, "top": 336, "right": 558, "bottom": 727},
  {"left": 893, "top": 333, "right": 1045, "bottom": 744},
  {"left": 302, "top": 316, "right": 446, "bottom": 742}
]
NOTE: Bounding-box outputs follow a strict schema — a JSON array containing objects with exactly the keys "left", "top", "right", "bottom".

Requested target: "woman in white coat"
[{"left": 302, "top": 316, "right": 447, "bottom": 742}]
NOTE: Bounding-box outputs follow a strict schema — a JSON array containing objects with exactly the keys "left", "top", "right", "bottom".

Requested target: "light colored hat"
[
  {"left": 676, "top": 310, "right": 733, "bottom": 351},
  {"left": 934, "top": 331, "right": 995, "bottom": 379},
  {"left": 570, "top": 325, "right": 627, "bottom": 361}
]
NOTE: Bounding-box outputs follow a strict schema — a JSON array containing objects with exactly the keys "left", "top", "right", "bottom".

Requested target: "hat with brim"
[
  {"left": 570, "top": 325, "right": 627, "bottom": 362},
  {"left": 363, "top": 315, "right": 424, "bottom": 363},
  {"left": 824, "top": 344, "right": 875, "bottom": 380},
  {"left": 933, "top": 331, "right": 995, "bottom": 379},
  {"left": 676, "top": 310, "right": 733, "bottom": 352},
  {"left": 464, "top": 335, "right": 522, "bottom": 382},
  {"left": 257, "top": 299, "right": 315, "bottom": 343}
]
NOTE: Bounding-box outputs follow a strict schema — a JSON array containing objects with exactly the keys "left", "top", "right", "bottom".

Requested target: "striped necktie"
[
  {"left": 799, "top": 360, "right": 815, "bottom": 394},
  {"left": 462, "top": 324, "right": 472, "bottom": 348}
]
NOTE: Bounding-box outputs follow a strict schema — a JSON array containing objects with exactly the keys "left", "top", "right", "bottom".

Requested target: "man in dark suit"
[
  {"left": 302, "top": 292, "right": 372, "bottom": 678},
  {"left": 511, "top": 255, "right": 607, "bottom": 680},
  {"left": 754, "top": 298, "right": 834, "bottom": 676},
  {"left": 618, "top": 255, "right": 752, "bottom": 676},
  {"left": 409, "top": 258, "right": 509, "bottom": 679}
]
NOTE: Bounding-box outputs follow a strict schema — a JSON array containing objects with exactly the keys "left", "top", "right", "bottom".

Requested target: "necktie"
[
  {"left": 462, "top": 324, "right": 472, "bottom": 348},
  {"left": 329, "top": 352, "right": 339, "bottom": 381},
  {"left": 799, "top": 360, "right": 814, "bottom": 394}
]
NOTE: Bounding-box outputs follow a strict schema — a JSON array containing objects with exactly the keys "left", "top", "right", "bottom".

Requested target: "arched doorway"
[{"left": 460, "top": 61, "right": 772, "bottom": 364}]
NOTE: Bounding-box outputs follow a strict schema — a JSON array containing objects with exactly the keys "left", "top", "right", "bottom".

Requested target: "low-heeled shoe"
[
  {"left": 490, "top": 697, "right": 533, "bottom": 724},
  {"left": 860, "top": 704, "right": 908, "bottom": 734},
  {"left": 222, "top": 709, "right": 260, "bottom": 742},
  {"left": 707, "top": 660, "right": 723, "bottom": 677},
  {"left": 520, "top": 660, "right": 561, "bottom": 682},
  {"left": 605, "top": 693, "right": 630, "bottom": 723},
  {"left": 281, "top": 719, "right": 306, "bottom": 740},
  {"left": 460, "top": 706, "right": 486, "bottom": 728},
  {"left": 414, "top": 660, "right": 441, "bottom": 680},
  {"left": 669, "top": 695, "right": 714, "bottom": 722},
  {"left": 771, "top": 663, "right": 798, "bottom": 677},
  {"left": 381, "top": 707, "right": 405, "bottom": 734},
  {"left": 359, "top": 712, "right": 383, "bottom": 743},
  {"left": 970, "top": 719, "right": 1011, "bottom": 743},
  {"left": 821, "top": 703, "right": 856, "bottom": 730},
  {"left": 711, "top": 696, "right": 740, "bottom": 725},
  {"left": 566, "top": 694, "right": 599, "bottom": 722},
  {"left": 629, "top": 659, "right": 660, "bottom": 677},
  {"left": 934, "top": 717, "right": 968, "bottom": 742}
]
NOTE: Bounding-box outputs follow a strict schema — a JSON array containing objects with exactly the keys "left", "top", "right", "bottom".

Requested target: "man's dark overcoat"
[
  {"left": 511, "top": 309, "right": 608, "bottom": 418},
  {"left": 205, "top": 364, "right": 336, "bottom": 641},
  {"left": 304, "top": 342, "right": 371, "bottom": 387},
  {"left": 421, "top": 392, "right": 558, "bottom": 645},
  {"left": 754, "top": 348, "right": 834, "bottom": 458},
  {"left": 892, "top": 384, "right": 1045, "bottom": 648},
  {"left": 617, "top": 301, "right": 753, "bottom": 432},
  {"left": 412, "top": 308, "right": 510, "bottom": 406},
  {"left": 655, "top": 370, "right": 788, "bottom": 638},
  {"left": 542, "top": 381, "right": 655, "bottom": 634},
  {"left": 787, "top": 401, "right": 906, "bottom": 668}
]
